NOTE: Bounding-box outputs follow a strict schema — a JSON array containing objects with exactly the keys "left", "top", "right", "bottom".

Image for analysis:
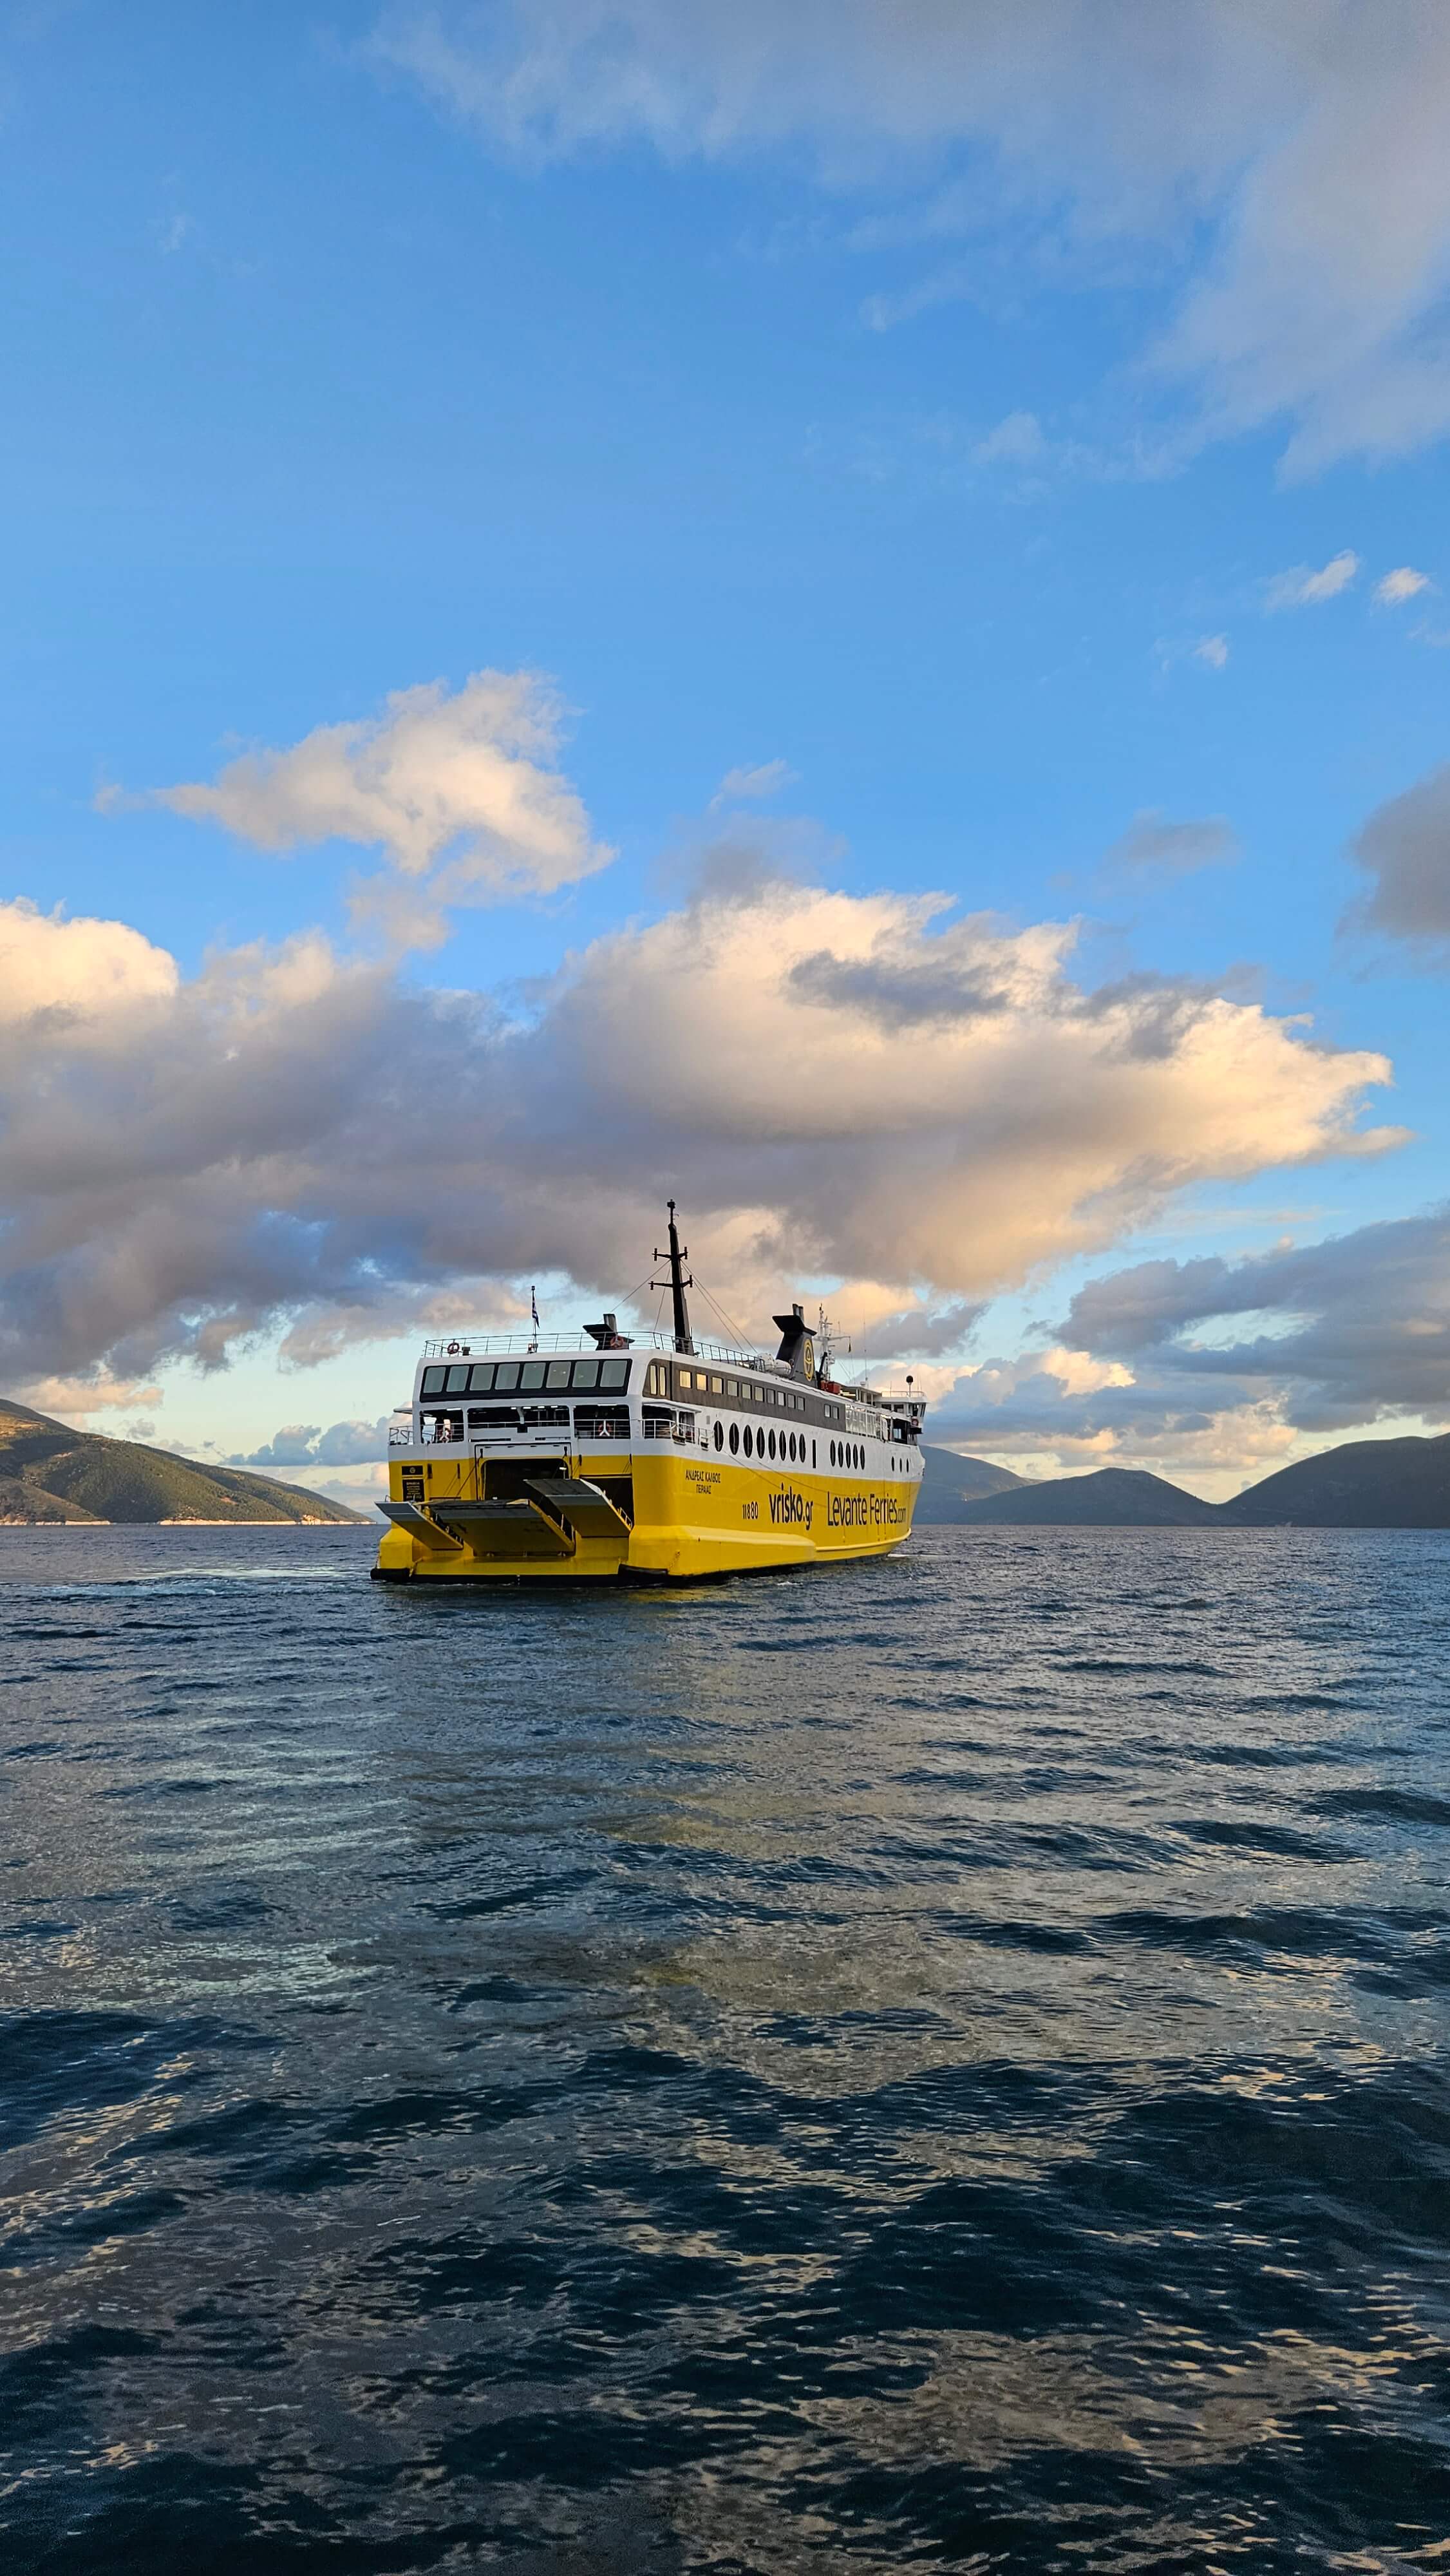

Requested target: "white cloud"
[
  {"left": 0, "top": 871, "right": 1402, "bottom": 1387},
  {"left": 1375, "top": 565, "right": 1433, "bottom": 606},
  {"left": 1192, "top": 634, "right": 1229, "bottom": 669},
  {"left": 124, "top": 669, "right": 613, "bottom": 941},
  {"left": 710, "top": 757, "right": 796, "bottom": 808},
  {"left": 371, "top": 2, "right": 1450, "bottom": 470},
  {"left": 10, "top": 1373, "right": 165, "bottom": 1423},
  {"left": 232, "top": 1418, "right": 388, "bottom": 1468},
  {"left": 0, "top": 900, "right": 178, "bottom": 1030},
  {"left": 1264, "top": 550, "right": 1359, "bottom": 611}
]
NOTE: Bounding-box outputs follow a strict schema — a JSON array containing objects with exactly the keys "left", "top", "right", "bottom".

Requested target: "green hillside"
[{"left": 0, "top": 1399, "right": 364, "bottom": 1524}]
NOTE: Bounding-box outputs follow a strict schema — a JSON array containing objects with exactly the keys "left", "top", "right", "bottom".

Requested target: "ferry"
[{"left": 373, "top": 1205, "right": 925, "bottom": 1584}]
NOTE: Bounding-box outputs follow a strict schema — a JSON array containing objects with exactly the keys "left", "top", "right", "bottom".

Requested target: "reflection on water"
[{"left": 3, "top": 1522, "right": 1449, "bottom": 2571}]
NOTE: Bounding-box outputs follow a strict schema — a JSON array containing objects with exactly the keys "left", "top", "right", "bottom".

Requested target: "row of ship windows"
[
  {"left": 650, "top": 1361, "right": 820, "bottom": 1415},
  {"left": 420, "top": 1358, "right": 632, "bottom": 1399},
  {"left": 706, "top": 1423, "right": 883, "bottom": 1470},
  {"left": 416, "top": 1407, "right": 898, "bottom": 1473}
]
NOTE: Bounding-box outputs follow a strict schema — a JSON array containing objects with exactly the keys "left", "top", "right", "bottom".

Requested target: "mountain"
[
  {"left": 950, "top": 1466, "right": 1223, "bottom": 1527},
  {"left": 1224, "top": 1429, "right": 1450, "bottom": 1528},
  {"left": 914, "top": 1444, "right": 1029, "bottom": 1522},
  {"left": 0, "top": 1399, "right": 366, "bottom": 1525}
]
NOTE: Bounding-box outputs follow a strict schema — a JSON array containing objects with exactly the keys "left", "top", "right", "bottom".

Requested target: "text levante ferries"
[{"left": 373, "top": 1204, "right": 925, "bottom": 1585}]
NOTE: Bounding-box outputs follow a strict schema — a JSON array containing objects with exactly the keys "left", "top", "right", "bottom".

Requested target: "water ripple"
[{"left": 2, "top": 1520, "right": 1449, "bottom": 2571}]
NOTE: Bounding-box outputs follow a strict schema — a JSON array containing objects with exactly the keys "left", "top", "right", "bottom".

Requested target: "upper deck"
[{"left": 391, "top": 1329, "right": 926, "bottom": 1456}]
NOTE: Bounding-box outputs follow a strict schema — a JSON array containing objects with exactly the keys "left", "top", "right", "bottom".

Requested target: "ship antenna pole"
[{"left": 654, "top": 1200, "right": 695, "bottom": 1354}]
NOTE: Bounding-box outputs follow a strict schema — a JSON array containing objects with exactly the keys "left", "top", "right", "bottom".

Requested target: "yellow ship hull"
[{"left": 375, "top": 1448, "right": 918, "bottom": 1584}]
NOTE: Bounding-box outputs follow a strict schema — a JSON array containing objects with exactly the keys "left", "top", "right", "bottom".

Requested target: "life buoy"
[{"left": 446, "top": 1340, "right": 460, "bottom": 1355}]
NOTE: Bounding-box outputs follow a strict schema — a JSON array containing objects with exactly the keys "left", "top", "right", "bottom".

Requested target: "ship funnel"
[
  {"left": 772, "top": 1300, "right": 814, "bottom": 1382},
  {"left": 585, "top": 1311, "right": 632, "bottom": 1350}
]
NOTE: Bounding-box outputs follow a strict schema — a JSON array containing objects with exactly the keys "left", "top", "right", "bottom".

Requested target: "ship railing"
[
  {"left": 387, "top": 1411, "right": 415, "bottom": 1448},
  {"left": 420, "top": 1325, "right": 771, "bottom": 1368}
]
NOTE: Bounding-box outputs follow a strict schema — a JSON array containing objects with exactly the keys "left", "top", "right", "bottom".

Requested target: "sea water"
[{"left": 2, "top": 1523, "right": 1448, "bottom": 2571}]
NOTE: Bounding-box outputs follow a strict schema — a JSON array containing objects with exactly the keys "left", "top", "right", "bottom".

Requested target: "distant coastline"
[
  {"left": 917, "top": 1432, "right": 1450, "bottom": 1529},
  {"left": 0, "top": 1398, "right": 365, "bottom": 1527}
]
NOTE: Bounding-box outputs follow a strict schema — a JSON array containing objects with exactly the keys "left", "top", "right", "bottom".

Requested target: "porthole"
[
  {"left": 829, "top": 1439, "right": 836, "bottom": 1468},
  {"left": 729, "top": 1422, "right": 739, "bottom": 1455},
  {"left": 768, "top": 1428, "right": 777, "bottom": 1461},
  {"left": 713, "top": 1420, "right": 724, "bottom": 1452},
  {"left": 743, "top": 1425, "right": 753, "bottom": 1457}
]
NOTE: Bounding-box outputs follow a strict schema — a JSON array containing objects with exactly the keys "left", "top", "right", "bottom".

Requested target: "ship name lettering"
[{"left": 827, "top": 1491, "right": 910, "bottom": 1530}]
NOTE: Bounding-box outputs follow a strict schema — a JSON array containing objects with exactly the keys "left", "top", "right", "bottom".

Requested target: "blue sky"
[{"left": 4, "top": 1, "right": 1450, "bottom": 1501}]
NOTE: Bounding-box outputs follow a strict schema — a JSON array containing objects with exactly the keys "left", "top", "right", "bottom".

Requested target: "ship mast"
[{"left": 654, "top": 1200, "right": 695, "bottom": 1354}]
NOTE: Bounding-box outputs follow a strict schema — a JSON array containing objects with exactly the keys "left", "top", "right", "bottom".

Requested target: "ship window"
[
  {"left": 677, "top": 1368, "right": 692, "bottom": 1389},
  {"left": 729, "top": 1422, "right": 739, "bottom": 1454},
  {"left": 710, "top": 1376, "right": 724, "bottom": 1394},
  {"left": 742, "top": 1425, "right": 753, "bottom": 1457},
  {"left": 518, "top": 1361, "right": 546, "bottom": 1391},
  {"left": 766, "top": 1427, "right": 775, "bottom": 1461},
  {"left": 812, "top": 1441, "right": 816, "bottom": 1468},
  {"left": 713, "top": 1420, "right": 724, "bottom": 1452},
  {"left": 572, "top": 1358, "right": 601, "bottom": 1390},
  {"left": 444, "top": 1365, "right": 471, "bottom": 1394},
  {"left": 420, "top": 1365, "right": 446, "bottom": 1397},
  {"left": 829, "top": 1440, "right": 836, "bottom": 1467},
  {"left": 543, "top": 1359, "right": 569, "bottom": 1389},
  {"left": 790, "top": 1432, "right": 799, "bottom": 1463},
  {"left": 464, "top": 1363, "right": 492, "bottom": 1394},
  {"left": 493, "top": 1361, "right": 520, "bottom": 1392},
  {"left": 575, "top": 1403, "right": 630, "bottom": 1439},
  {"left": 599, "top": 1359, "right": 630, "bottom": 1391}
]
